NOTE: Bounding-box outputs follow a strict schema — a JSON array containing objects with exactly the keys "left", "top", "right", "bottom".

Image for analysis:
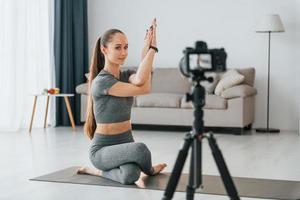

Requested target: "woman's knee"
[
  {"left": 89, "top": 153, "right": 108, "bottom": 171},
  {"left": 133, "top": 142, "right": 151, "bottom": 156},
  {"left": 120, "top": 164, "right": 141, "bottom": 184}
]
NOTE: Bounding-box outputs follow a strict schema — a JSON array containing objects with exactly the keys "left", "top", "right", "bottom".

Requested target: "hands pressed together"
[{"left": 141, "top": 18, "right": 158, "bottom": 59}]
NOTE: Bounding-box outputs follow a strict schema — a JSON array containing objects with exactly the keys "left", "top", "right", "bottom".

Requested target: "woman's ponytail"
[
  {"left": 84, "top": 29, "right": 124, "bottom": 140},
  {"left": 84, "top": 37, "right": 104, "bottom": 140}
]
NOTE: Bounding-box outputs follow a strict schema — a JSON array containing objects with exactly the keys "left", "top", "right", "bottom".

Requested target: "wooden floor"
[{"left": 0, "top": 127, "right": 299, "bottom": 200}]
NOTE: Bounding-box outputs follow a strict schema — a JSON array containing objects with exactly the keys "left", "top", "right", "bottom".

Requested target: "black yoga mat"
[{"left": 30, "top": 166, "right": 300, "bottom": 200}]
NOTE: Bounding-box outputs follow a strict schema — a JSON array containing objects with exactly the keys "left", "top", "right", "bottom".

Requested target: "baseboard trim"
[
  {"left": 132, "top": 124, "right": 252, "bottom": 135},
  {"left": 132, "top": 124, "right": 192, "bottom": 132}
]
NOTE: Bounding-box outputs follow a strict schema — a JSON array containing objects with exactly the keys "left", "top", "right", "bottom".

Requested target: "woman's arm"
[
  {"left": 129, "top": 49, "right": 155, "bottom": 86},
  {"left": 129, "top": 19, "right": 157, "bottom": 86},
  {"left": 108, "top": 72, "right": 152, "bottom": 97}
]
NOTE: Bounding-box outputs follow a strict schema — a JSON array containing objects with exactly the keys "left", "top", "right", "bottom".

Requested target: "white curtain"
[{"left": 0, "top": 0, "right": 55, "bottom": 132}]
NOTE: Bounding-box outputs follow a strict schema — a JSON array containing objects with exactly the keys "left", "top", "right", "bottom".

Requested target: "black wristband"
[{"left": 149, "top": 45, "right": 158, "bottom": 53}]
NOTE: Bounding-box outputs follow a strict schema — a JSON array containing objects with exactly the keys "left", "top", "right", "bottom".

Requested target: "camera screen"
[{"left": 189, "top": 54, "right": 212, "bottom": 70}]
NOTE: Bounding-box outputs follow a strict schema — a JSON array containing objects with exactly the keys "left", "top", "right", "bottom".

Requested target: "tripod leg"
[
  {"left": 162, "top": 133, "right": 193, "bottom": 200},
  {"left": 186, "top": 137, "right": 202, "bottom": 200},
  {"left": 206, "top": 133, "right": 240, "bottom": 200}
]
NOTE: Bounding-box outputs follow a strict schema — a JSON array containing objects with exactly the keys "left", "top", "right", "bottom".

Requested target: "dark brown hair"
[{"left": 84, "top": 29, "right": 124, "bottom": 140}]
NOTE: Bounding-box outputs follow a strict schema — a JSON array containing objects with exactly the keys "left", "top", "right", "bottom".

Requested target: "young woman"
[{"left": 77, "top": 19, "right": 167, "bottom": 184}]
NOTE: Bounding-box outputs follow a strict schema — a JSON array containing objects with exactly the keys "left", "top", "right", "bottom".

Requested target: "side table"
[{"left": 29, "top": 93, "right": 75, "bottom": 133}]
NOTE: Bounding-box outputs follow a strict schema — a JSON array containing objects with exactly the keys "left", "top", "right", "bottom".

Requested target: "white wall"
[{"left": 88, "top": 0, "right": 300, "bottom": 131}]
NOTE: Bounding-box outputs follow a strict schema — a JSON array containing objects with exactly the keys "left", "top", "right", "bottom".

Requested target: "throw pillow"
[
  {"left": 214, "top": 69, "right": 245, "bottom": 96},
  {"left": 221, "top": 84, "right": 257, "bottom": 99}
]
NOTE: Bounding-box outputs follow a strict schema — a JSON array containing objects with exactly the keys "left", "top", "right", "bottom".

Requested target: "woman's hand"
[
  {"left": 141, "top": 18, "right": 157, "bottom": 60},
  {"left": 141, "top": 29, "right": 152, "bottom": 60},
  {"left": 150, "top": 18, "right": 157, "bottom": 48}
]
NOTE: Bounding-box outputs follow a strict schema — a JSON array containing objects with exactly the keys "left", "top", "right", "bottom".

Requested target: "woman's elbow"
[{"left": 132, "top": 78, "right": 145, "bottom": 86}]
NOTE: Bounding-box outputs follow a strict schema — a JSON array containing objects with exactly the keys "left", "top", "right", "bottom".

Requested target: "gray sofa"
[{"left": 76, "top": 67, "right": 257, "bottom": 134}]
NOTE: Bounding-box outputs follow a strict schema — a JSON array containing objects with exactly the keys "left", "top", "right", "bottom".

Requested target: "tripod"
[{"left": 162, "top": 74, "right": 240, "bottom": 200}]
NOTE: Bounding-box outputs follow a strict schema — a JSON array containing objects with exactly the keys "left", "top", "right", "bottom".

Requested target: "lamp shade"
[{"left": 256, "top": 14, "right": 285, "bottom": 33}]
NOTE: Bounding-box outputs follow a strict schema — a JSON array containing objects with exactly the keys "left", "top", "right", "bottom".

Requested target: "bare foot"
[
  {"left": 152, "top": 163, "right": 167, "bottom": 175},
  {"left": 77, "top": 167, "right": 102, "bottom": 176},
  {"left": 135, "top": 173, "right": 147, "bottom": 188}
]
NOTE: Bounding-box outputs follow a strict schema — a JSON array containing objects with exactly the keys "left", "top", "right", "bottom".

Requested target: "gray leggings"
[{"left": 89, "top": 130, "right": 154, "bottom": 184}]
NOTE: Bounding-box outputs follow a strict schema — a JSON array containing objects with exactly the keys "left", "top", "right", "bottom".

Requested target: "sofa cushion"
[
  {"left": 136, "top": 93, "right": 182, "bottom": 108},
  {"left": 181, "top": 94, "right": 227, "bottom": 110},
  {"left": 221, "top": 84, "right": 257, "bottom": 99},
  {"left": 151, "top": 68, "right": 191, "bottom": 94},
  {"left": 214, "top": 69, "right": 245, "bottom": 96},
  {"left": 76, "top": 83, "right": 88, "bottom": 95}
]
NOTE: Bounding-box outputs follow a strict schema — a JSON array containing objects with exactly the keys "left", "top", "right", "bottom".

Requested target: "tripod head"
[{"left": 185, "top": 72, "right": 213, "bottom": 136}]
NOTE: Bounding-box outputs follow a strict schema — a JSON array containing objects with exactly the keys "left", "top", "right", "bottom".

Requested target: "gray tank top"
[{"left": 91, "top": 69, "right": 136, "bottom": 123}]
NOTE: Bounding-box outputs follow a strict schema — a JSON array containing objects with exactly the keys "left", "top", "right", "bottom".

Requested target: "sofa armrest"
[
  {"left": 221, "top": 84, "right": 257, "bottom": 99},
  {"left": 76, "top": 83, "right": 88, "bottom": 95}
]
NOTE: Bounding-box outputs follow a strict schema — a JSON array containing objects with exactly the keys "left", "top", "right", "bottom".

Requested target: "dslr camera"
[{"left": 179, "top": 41, "right": 227, "bottom": 78}]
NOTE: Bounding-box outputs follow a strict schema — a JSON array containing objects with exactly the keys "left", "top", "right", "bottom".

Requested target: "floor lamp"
[{"left": 255, "top": 14, "right": 285, "bottom": 133}]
